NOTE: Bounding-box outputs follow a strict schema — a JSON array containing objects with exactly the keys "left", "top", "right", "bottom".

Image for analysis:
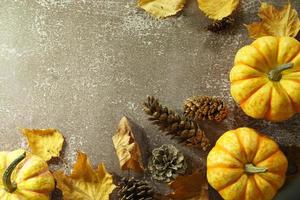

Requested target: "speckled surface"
[{"left": 0, "top": 0, "right": 299, "bottom": 199}]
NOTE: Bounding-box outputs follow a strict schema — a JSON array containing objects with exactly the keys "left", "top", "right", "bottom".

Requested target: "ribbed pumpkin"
[
  {"left": 207, "top": 127, "right": 288, "bottom": 200},
  {"left": 230, "top": 36, "right": 300, "bottom": 121},
  {"left": 0, "top": 149, "right": 55, "bottom": 199}
]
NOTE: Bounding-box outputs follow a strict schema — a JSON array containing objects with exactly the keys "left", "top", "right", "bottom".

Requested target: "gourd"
[
  {"left": 0, "top": 149, "right": 55, "bottom": 199},
  {"left": 230, "top": 36, "right": 300, "bottom": 121},
  {"left": 207, "top": 127, "right": 288, "bottom": 200}
]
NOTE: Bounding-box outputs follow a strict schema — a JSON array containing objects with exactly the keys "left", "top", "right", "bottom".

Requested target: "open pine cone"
[
  {"left": 143, "top": 96, "right": 210, "bottom": 151},
  {"left": 148, "top": 144, "right": 187, "bottom": 183},
  {"left": 118, "top": 177, "right": 154, "bottom": 200},
  {"left": 184, "top": 96, "right": 228, "bottom": 122}
]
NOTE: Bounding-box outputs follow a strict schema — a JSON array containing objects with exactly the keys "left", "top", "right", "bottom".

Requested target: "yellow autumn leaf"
[
  {"left": 245, "top": 2, "right": 300, "bottom": 38},
  {"left": 22, "top": 128, "right": 64, "bottom": 161},
  {"left": 54, "top": 151, "right": 116, "bottom": 200},
  {"left": 138, "top": 0, "right": 186, "bottom": 18},
  {"left": 167, "top": 170, "right": 209, "bottom": 200},
  {"left": 112, "top": 116, "right": 144, "bottom": 172},
  {"left": 198, "top": 0, "right": 239, "bottom": 20}
]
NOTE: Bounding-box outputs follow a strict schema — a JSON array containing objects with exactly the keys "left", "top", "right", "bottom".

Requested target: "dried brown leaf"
[
  {"left": 167, "top": 170, "right": 209, "bottom": 200},
  {"left": 53, "top": 151, "right": 116, "bottom": 200},
  {"left": 246, "top": 2, "right": 300, "bottom": 38},
  {"left": 112, "top": 116, "right": 144, "bottom": 172},
  {"left": 22, "top": 128, "right": 64, "bottom": 161}
]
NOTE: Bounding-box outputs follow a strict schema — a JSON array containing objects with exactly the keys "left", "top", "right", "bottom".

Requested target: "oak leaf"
[
  {"left": 167, "top": 170, "right": 209, "bottom": 200},
  {"left": 22, "top": 128, "right": 64, "bottom": 161},
  {"left": 245, "top": 2, "right": 300, "bottom": 38},
  {"left": 138, "top": 0, "right": 186, "bottom": 18},
  {"left": 198, "top": 0, "right": 239, "bottom": 20},
  {"left": 112, "top": 116, "right": 144, "bottom": 172},
  {"left": 54, "top": 151, "right": 116, "bottom": 200}
]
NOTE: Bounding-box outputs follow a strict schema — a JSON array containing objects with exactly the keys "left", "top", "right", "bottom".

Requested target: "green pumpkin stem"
[
  {"left": 268, "top": 63, "right": 293, "bottom": 81},
  {"left": 245, "top": 163, "right": 267, "bottom": 174},
  {"left": 3, "top": 152, "right": 26, "bottom": 193}
]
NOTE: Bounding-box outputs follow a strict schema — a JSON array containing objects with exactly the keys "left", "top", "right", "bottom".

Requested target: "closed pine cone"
[
  {"left": 143, "top": 96, "right": 210, "bottom": 151},
  {"left": 118, "top": 177, "right": 154, "bottom": 200},
  {"left": 184, "top": 96, "right": 228, "bottom": 122}
]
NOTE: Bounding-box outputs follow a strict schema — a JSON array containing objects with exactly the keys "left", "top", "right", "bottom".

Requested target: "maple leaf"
[
  {"left": 138, "top": 0, "right": 186, "bottom": 18},
  {"left": 198, "top": 0, "right": 239, "bottom": 20},
  {"left": 245, "top": 2, "right": 300, "bottom": 38},
  {"left": 167, "top": 170, "right": 209, "bottom": 200},
  {"left": 22, "top": 128, "right": 64, "bottom": 161},
  {"left": 112, "top": 116, "right": 144, "bottom": 172},
  {"left": 54, "top": 151, "right": 116, "bottom": 200}
]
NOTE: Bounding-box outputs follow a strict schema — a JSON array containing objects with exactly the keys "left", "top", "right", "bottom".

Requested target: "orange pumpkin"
[
  {"left": 230, "top": 36, "right": 300, "bottom": 121},
  {"left": 0, "top": 149, "right": 55, "bottom": 199},
  {"left": 207, "top": 127, "right": 288, "bottom": 200}
]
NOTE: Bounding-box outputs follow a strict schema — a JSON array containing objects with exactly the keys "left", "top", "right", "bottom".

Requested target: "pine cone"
[
  {"left": 118, "top": 177, "right": 154, "bottom": 200},
  {"left": 143, "top": 96, "right": 210, "bottom": 151},
  {"left": 148, "top": 144, "right": 187, "bottom": 183},
  {"left": 184, "top": 96, "right": 228, "bottom": 122},
  {"left": 206, "top": 17, "right": 234, "bottom": 32}
]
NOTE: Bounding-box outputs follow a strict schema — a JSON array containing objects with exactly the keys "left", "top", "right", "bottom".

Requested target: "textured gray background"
[{"left": 0, "top": 0, "right": 299, "bottom": 199}]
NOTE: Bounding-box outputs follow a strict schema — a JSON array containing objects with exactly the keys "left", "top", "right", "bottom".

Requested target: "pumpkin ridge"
[
  {"left": 239, "top": 82, "right": 268, "bottom": 106},
  {"left": 235, "top": 61, "right": 266, "bottom": 74},
  {"left": 230, "top": 75, "right": 265, "bottom": 84},
  {"left": 278, "top": 82, "right": 298, "bottom": 112},
  {"left": 18, "top": 167, "right": 49, "bottom": 183},
  {"left": 286, "top": 44, "right": 300, "bottom": 64},
  {"left": 255, "top": 148, "right": 280, "bottom": 166},
  {"left": 250, "top": 175, "right": 264, "bottom": 198},
  {"left": 255, "top": 174, "right": 277, "bottom": 194},
  {"left": 276, "top": 37, "right": 280, "bottom": 64},
  {"left": 207, "top": 164, "right": 242, "bottom": 169},
  {"left": 256, "top": 173, "right": 281, "bottom": 190},
  {"left": 264, "top": 86, "right": 273, "bottom": 119},
  {"left": 215, "top": 145, "right": 244, "bottom": 164},
  {"left": 252, "top": 43, "right": 272, "bottom": 69},
  {"left": 218, "top": 173, "right": 245, "bottom": 191},
  {"left": 233, "top": 131, "right": 248, "bottom": 162},
  {"left": 20, "top": 187, "right": 54, "bottom": 194}
]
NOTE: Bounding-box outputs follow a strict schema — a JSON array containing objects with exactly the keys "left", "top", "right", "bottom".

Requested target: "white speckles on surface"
[{"left": 0, "top": 1, "right": 299, "bottom": 199}]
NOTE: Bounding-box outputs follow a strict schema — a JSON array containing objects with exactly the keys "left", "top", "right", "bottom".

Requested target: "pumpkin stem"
[
  {"left": 3, "top": 152, "right": 26, "bottom": 193},
  {"left": 245, "top": 163, "right": 267, "bottom": 174},
  {"left": 268, "top": 63, "right": 293, "bottom": 81}
]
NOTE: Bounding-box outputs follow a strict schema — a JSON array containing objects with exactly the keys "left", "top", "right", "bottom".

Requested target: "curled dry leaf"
[
  {"left": 112, "top": 116, "right": 144, "bottom": 172},
  {"left": 198, "top": 0, "right": 239, "bottom": 20},
  {"left": 167, "top": 170, "right": 209, "bottom": 200},
  {"left": 54, "top": 151, "right": 116, "bottom": 200},
  {"left": 22, "top": 128, "right": 64, "bottom": 161},
  {"left": 245, "top": 2, "right": 300, "bottom": 38},
  {"left": 138, "top": 0, "right": 186, "bottom": 18}
]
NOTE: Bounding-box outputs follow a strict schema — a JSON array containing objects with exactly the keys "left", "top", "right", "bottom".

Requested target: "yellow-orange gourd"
[
  {"left": 0, "top": 149, "right": 55, "bottom": 199},
  {"left": 207, "top": 127, "right": 288, "bottom": 200},
  {"left": 230, "top": 36, "right": 300, "bottom": 121}
]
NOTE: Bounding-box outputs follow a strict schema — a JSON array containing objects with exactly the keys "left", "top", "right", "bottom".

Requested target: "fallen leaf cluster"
[
  {"left": 136, "top": 0, "right": 300, "bottom": 37},
  {"left": 8, "top": 113, "right": 209, "bottom": 200}
]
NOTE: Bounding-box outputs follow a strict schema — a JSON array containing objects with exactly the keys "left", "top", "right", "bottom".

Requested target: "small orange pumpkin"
[
  {"left": 0, "top": 149, "right": 55, "bottom": 199},
  {"left": 230, "top": 36, "right": 300, "bottom": 121},
  {"left": 207, "top": 127, "right": 288, "bottom": 200}
]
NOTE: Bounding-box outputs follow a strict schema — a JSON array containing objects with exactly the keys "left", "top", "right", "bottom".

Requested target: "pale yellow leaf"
[
  {"left": 167, "top": 170, "right": 209, "bottom": 200},
  {"left": 112, "top": 116, "right": 144, "bottom": 172},
  {"left": 54, "top": 151, "right": 116, "bottom": 200},
  {"left": 198, "top": 0, "right": 239, "bottom": 20},
  {"left": 246, "top": 2, "right": 300, "bottom": 38},
  {"left": 138, "top": 0, "right": 186, "bottom": 18},
  {"left": 22, "top": 128, "right": 64, "bottom": 161}
]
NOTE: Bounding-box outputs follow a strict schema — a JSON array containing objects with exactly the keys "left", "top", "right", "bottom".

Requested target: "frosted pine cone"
[{"left": 148, "top": 144, "right": 187, "bottom": 183}]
